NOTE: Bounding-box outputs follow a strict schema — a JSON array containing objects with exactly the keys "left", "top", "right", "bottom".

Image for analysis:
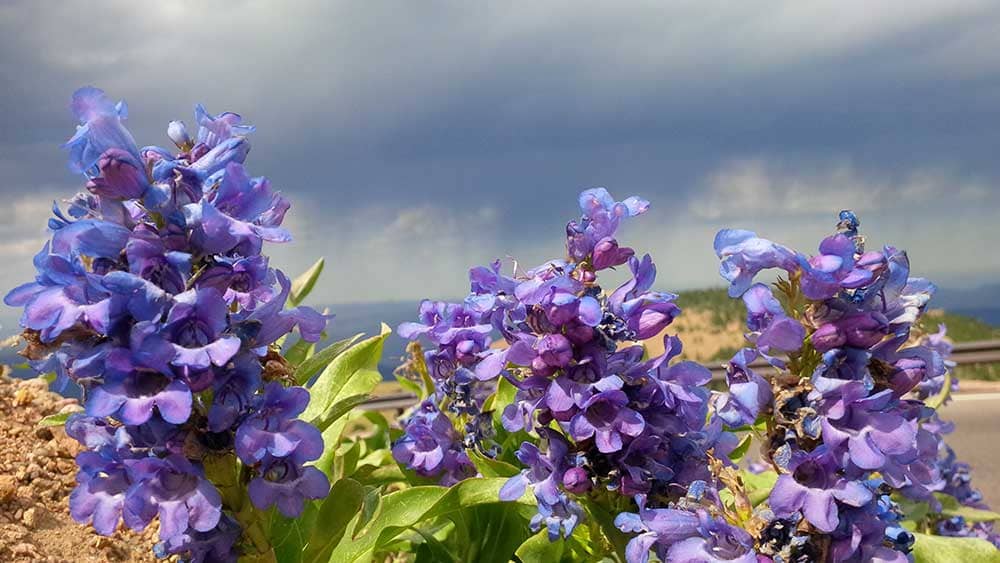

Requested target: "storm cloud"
[{"left": 1, "top": 0, "right": 998, "bottom": 314}]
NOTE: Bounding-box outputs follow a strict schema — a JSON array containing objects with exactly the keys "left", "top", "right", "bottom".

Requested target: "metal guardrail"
[{"left": 359, "top": 339, "right": 1000, "bottom": 412}]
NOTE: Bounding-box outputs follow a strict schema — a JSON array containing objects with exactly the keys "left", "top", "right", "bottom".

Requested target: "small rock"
[
  {"left": 12, "top": 387, "right": 34, "bottom": 406},
  {"left": 22, "top": 506, "right": 38, "bottom": 528},
  {"left": 0, "top": 475, "right": 16, "bottom": 502},
  {"left": 11, "top": 542, "right": 39, "bottom": 557},
  {"left": 34, "top": 427, "right": 54, "bottom": 441}
]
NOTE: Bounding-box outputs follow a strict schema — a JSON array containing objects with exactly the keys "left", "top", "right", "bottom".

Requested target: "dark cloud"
[{"left": 0, "top": 0, "right": 998, "bottom": 310}]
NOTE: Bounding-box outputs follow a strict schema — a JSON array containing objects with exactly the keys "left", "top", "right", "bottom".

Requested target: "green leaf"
[
  {"left": 328, "top": 478, "right": 533, "bottom": 562},
  {"left": 728, "top": 433, "right": 753, "bottom": 463},
  {"left": 269, "top": 502, "right": 320, "bottom": 563},
  {"left": 309, "top": 394, "right": 371, "bottom": 433},
  {"left": 352, "top": 487, "right": 383, "bottom": 540},
  {"left": 308, "top": 326, "right": 391, "bottom": 479},
  {"left": 303, "top": 324, "right": 389, "bottom": 420},
  {"left": 37, "top": 412, "right": 71, "bottom": 427},
  {"left": 742, "top": 470, "right": 778, "bottom": 507},
  {"left": 453, "top": 502, "right": 532, "bottom": 563},
  {"left": 515, "top": 530, "right": 566, "bottom": 563},
  {"left": 514, "top": 529, "right": 566, "bottom": 562},
  {"left": 295, "top": 333, "right": 364, "bottom": 386},
  {"left": 410, "top": 526, "right": 460, "bottom": 563},
  {"left": 935, "top": 493, "right": 1000, "bottom": 523},
  {"left": 289, "top": 257, "right": 325, "bottom": 308},
  {"left": 912, "top": 532, "right": 1000, "bottom": 563},
  {"left": 302, "top": 478, "right": 367, "bottom": 563},
  {"left": 468, "top": 451, "right": 521, "bottom": 478},
  {"left": 895, "top": 495, "right": 931, "bottom": 527},
  {"left": 493, "top": 376, "right": 517, "bottom": 410},
  {"left": 333, "top": 440, "right": 363, "bottom": 481},
  {"left": 580, "top": 497, "right": 632, "bottom": 561},
  {"left": 285, "top": 338, "right": 317, "bottom": 367}
]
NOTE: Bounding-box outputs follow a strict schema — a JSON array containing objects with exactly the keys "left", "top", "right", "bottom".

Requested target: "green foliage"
[
  {"left": 285, "top": 338, "right": 317, "bottom": 367},
  {"left": 301, "top": 478, "right": 367, "bottom": 563},
  {"left": 309, "top": 328, "right": 391, "bottom": 479},
  {"left": 514, "top": 530, "right": 566, "bottom": 562},
  {"left": 742, "top": 469, "right": 778, "bottom": 507},
  {"left": 936, "top": 493, "right": 1000, "bottom": 524},
  {"left": 912, "top": 532, "right": 1000, "bottom": 563},
  {"left": 918, "top": 312, "right": 1000, "bottom": 343},
  {"left": 728, "top": 433, "right": 753, "bottom": 463},
  {"left": 289, "top": 257, "right": 325, "bottom": 308},
  {"left": 328, "top": 478, "right": 534, "bottom": 562},
  {"left": 449, "top": 503, "right": 534, "bottom": 563},
  {"left": 308, "top": 394, "right": 370, "bottom": 432},
  {"left": 37, "top": 411, "right": 70, "bottom": 427},
  {"left": 301, "top": 325, "right": 390, "bottom": 422},
  {"left": 468, "top": 451, "right": 521, "bottom": 478},
  {"left": 295, "top": 333, "right": 364, "bottom": 385}
]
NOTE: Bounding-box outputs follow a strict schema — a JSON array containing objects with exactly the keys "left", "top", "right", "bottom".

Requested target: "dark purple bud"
[
  {"left": 840, "top": 312, "right": 889, "bottom": 349},
  {"left": 812, "top": 323, "right": 846, "bottom": 352},
  {"left": 538, "top": 334, "right": 573, "bottom": 368},
  {"left": 592, "top": 237, "right": 633, "bottom": 270},
  {"left": 562, "top": 467, "right": 591, "bottom": 494},
  {"left": 889, "top": 357, "right": 926, "bottom": 397},
  {"left": 86, "top": 148, "right": 148, "bottom": 199}
]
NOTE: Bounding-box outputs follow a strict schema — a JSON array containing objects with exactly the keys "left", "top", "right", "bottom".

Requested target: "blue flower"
[
  {"left": 5, "top": 87, "right": 331, "bottom": 560},
  {"left": 64, "top": 87, "right": 141, "bottom": 174},
  {"left": 235, "top": 383, "right": 323, "bottom": 464},
  {"left": 248, "top": 457, "right": 329, "bottom": 518},
  {"left": 714, "top": 229, "right": 797, "bottom": 298},
  {"left": 122, "top": 455, "right": 222, "bottom": 541},
  {"left": 392, "top": 401, "right": 476, "bottom": 485}
]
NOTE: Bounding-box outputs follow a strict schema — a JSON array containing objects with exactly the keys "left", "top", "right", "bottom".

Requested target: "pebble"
[
  {"left": 0, "top": 475, "right": 16, "bottom": 503},
  {"left": 21, "top": 507, "right": 38, "bottom": 528}
]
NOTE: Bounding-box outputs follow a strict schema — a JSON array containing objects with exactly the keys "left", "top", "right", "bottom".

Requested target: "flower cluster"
[
  {"left": 712, "top": 211, "right": 954, "bottom": 561},
  {"left": 916, "top": 327, "right": 1000, "bottom": 548},
  {"left": 6, "top": 88, "right": 329, "bottom": 561},
  {"left": 396, "top": 189, "right": 751, "bottom": 560}
]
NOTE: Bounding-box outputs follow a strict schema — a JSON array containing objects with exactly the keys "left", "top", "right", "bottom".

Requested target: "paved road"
[{"left": 940, "top": 393, "right": 1000, "bottom": 508}]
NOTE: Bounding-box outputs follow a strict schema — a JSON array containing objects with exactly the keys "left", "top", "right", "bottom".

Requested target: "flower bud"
[
  {"left": 167, "top": 120, "right": 192, "bottom": 150},
  {"left": 889, "top": 357, "right": 926, "bottom": 397},
  {"left": 840, "top": 312, "right": 889, "bottom": 349},
  {"left": 592, "top": 237, "right": 633, "bottom": 270},
  {"left": 811, "top": 322, "right": 846, "bottom": 353},
  {"left": 538, "top": 334, "right": 573, "bottom": 368},
  {"left": 85, "top": 148, "right": 148, "bottom": 199},
  {"left": 562, "top": 467, "right": 591, "bottom": 494}
]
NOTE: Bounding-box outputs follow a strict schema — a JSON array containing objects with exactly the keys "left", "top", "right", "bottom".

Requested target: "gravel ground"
[{"left": 0, "top": 372, "right": 157, "bottom": 562}]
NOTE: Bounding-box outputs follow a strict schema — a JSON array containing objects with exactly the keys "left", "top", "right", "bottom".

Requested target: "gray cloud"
[{"left": 1, "top": 0, "right": 998, "bottom": 316}]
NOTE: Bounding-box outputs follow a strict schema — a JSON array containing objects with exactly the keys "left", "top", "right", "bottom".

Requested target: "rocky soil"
[{"left": 0, "top": 371, "right": 158, "bottom": 562}]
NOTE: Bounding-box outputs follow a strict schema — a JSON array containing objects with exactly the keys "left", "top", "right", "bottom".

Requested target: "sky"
[{"left": 1, "top": 1, "right": 999, "bottom": 328}]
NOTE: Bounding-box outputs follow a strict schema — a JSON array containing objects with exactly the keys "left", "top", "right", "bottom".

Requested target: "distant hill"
[{"left": 932, "top": 284, "right": 1000, "bottom": 326}]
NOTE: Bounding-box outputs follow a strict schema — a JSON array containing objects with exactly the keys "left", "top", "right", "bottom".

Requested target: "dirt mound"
[{"left": 0, "top": 372, "right": 157, "bottom": 562}]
